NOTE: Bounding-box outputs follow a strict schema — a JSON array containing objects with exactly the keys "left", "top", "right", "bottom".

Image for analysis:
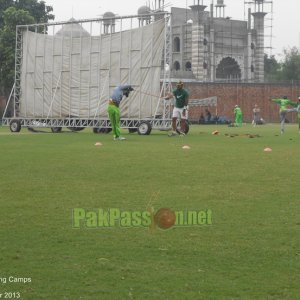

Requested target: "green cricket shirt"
[{"left": 172, "top": 88, "right": 189, "bottom": 109}]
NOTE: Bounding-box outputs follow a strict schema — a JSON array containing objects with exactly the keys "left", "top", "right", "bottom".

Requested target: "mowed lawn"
[{"left": 0, "top": 124, "right": 299, "bottom": 299}]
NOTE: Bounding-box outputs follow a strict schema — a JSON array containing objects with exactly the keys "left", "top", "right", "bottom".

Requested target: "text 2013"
[{"left": 0, "top": 292, "right": 21, "bottom": 299}]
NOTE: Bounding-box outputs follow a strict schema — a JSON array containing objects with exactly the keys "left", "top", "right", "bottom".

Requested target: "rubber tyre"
[
  {"left": 176, "top": 120, "right": 189, "bottom": 135},
  {"left": 128, "top": 128, "right": 138, "bottom": 133},
  {"left": 183, "top": 121, "right": 190, "bottom": 134},
  {"left": 51, "top": 127, "right": 62, "bottom": 133},
  {"left": 67, "top": 127, "right": 84, "bottom": 132},
  {"left": 93, "top": 127, "right": 112, "bottom": 134},
  {"left": 137, "top": 121, "right": 152, "bottom": 135},
  {"left": 10, "top": 120, "right": 21, "bottom": 132}
]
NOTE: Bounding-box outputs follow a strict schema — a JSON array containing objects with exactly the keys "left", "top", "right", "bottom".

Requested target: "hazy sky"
[{"left": 45, "top": 0, "right": 299, "bottom": 59}]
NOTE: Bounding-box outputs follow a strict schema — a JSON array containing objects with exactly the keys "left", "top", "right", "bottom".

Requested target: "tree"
[
  {"left": 264, "top": 54, "right": 280, "bottom": 81},
  {"left": 280, "top": 47, "right": 300, "bottom": 81},
  {"left": 15, "top": 0, "right": 54, "bottom": 24},
  {"left": 0, "top": 1, "right": 54, "bottom": 97},
  {"left": 0, "top": 7, "right": 35, "bottom": 96},
  {"left": 264, "top": 49, "right": 300, "bottom": 82}
]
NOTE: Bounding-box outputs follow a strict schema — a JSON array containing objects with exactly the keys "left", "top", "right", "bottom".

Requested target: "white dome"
[
  {"left": 103, "top": 11, "right": 115, "bottom": 18},
  {"left": 138, "top": 6, "right": 151, "bottom": 15},
  {"left": 103, "top": 11, "right": 116, "bottom": 25},
  {"left": 55, "top": 18, "right": 90, "bottom": 37}
]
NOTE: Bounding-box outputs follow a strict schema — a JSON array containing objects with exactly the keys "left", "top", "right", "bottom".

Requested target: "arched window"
[
  {"left": 216, "top": 57, "right": 241, "bottom": 80},
  {"left": 173, "top": 61, "right": 180, "bottom": 71},
  {"left": 185, "top": 61, "right": 192, "bottom": 71},
  {"left": 173, "top": 37, "right": 180, "bottom": 52}
]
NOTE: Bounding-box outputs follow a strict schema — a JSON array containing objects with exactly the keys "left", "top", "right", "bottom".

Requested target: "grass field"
[{"left": 0, "top": 123, "right": 299, "bottom": 300}]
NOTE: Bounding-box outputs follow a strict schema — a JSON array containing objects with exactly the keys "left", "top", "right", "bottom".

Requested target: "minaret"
[
  {"left": 154, "top": 0, "right": 165, "bottom": 21},
  {"left": 209, "top": 1, "right": 215, "bottom": 81},
  {"left": 252, "top": 0, "right": 267, "bottom": 82},
  {"left": 103, "top": 12, "right": 115, "bottom": 34},
  {"left": 215, "top": 0, "right": 225, "bottom": 18},
  {"left": 247, "top": 7, "right": 253, "bottom": 81},
  {"left": 137, "top": 6, "right": 151, "bottom": 27},
  {"left": 190, "top": 0, "right": 207, "bottom": 81}
]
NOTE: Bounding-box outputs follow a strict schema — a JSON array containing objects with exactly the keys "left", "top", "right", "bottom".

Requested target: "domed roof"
[
  {"left": 55, "top": 18, "right": 90, "bottom": 38},
  {"left": 103, "top": 11, "right": 115, "bottom": 18},
  {"left": 103, "top": 11, "right": 116, "bottom": 25},
  {"left": 138, "top": 6, "right": 151, "bottom": 15}
]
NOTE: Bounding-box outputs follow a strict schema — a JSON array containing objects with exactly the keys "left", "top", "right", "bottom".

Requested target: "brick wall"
[{"left": 181, "top": 82, "right": 300, "bottom": 123}]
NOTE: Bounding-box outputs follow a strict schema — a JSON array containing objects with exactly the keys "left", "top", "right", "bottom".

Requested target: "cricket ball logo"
[{"left": 154, "top": 208, "right": 176, "bottom": 230}]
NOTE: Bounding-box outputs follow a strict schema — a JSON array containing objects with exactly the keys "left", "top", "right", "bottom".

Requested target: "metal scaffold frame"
[
  {"left": 244, "top": 0, "right": 274, "bottom": 55},
  {"left": 2, "top": 12, "right": 174, "bottom": 134}
]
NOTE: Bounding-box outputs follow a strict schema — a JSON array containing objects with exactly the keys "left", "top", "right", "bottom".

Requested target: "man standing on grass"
[
  {"left": 107, "top": 85, "right": 134, "bottom": 140},
  {"left": 164, "top": 81, "right": 189, "bottom": 136},
  {"left": 252, "top": 104, "right": 260, "bottom": 127},
  {"left": 270, "top": 96, "right": 297, "bottom": 134},
  {"left": 297, "top": 97, "right": 300, "bottom": 134},
  {"left": 234, "top": 105, "right": 243, "bottom": 127}
]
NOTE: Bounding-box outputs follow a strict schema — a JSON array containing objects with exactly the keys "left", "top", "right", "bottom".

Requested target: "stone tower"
[
  {"left": 251, "top": 0, "right": 267, "bottom": 82},
  {"left": 189, "top": 1, "right": 207, "bottom": 81}
]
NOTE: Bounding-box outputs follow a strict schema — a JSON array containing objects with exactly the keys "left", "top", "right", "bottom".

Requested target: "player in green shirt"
[
  {"left": 164, "top": 81, "right": 189, "bottom": 136},
  {"left": 270, "top": 96, "right": 297, "bottom": 134},
  {"left": 234, "top": 105, "right": 243, "bottom": 127}
]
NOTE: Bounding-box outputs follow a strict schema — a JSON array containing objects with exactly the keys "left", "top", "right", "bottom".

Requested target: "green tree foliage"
[
  {"left": 280, "top": 47, "right": 300, "bottom": 81},
  {"left": 0, "top": 7, "right": 34, "bottom": 95},
  {"left": 0, "top": 0, "right": 13, "bottom": 27},
  {"left": 15, "top": 0, "right": 54, "bottom": 24},
  {"left": 0, "top": 1, "right": 54, "bottom": 96},
  {"left": 264, "top": 54, "right": 280, "bottom": 81},
  {"left": 264, "top": 48, "right": 300, "bottom": 82}
]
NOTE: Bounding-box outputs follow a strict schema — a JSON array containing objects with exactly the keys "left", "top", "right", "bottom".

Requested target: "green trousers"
[
  {"left": 235, "top": 114, "right": 242, "bottom": 127},
  {"left": 107, "top": 104, "right": 120, "bottom": 138}
]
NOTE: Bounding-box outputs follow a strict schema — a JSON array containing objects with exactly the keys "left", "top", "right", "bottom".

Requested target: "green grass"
[{"left": 0, "top": 124, "right": 299, "bottom": 299}]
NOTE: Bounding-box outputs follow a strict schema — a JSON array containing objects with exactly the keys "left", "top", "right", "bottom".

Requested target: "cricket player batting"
[{"left": 107, "top": 85, "right": 134, "bottom": 140}]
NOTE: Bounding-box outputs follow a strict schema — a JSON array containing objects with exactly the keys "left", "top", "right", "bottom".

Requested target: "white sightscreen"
[{"left": 19, "top": 18, "right": 165, "bottom": 118}]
